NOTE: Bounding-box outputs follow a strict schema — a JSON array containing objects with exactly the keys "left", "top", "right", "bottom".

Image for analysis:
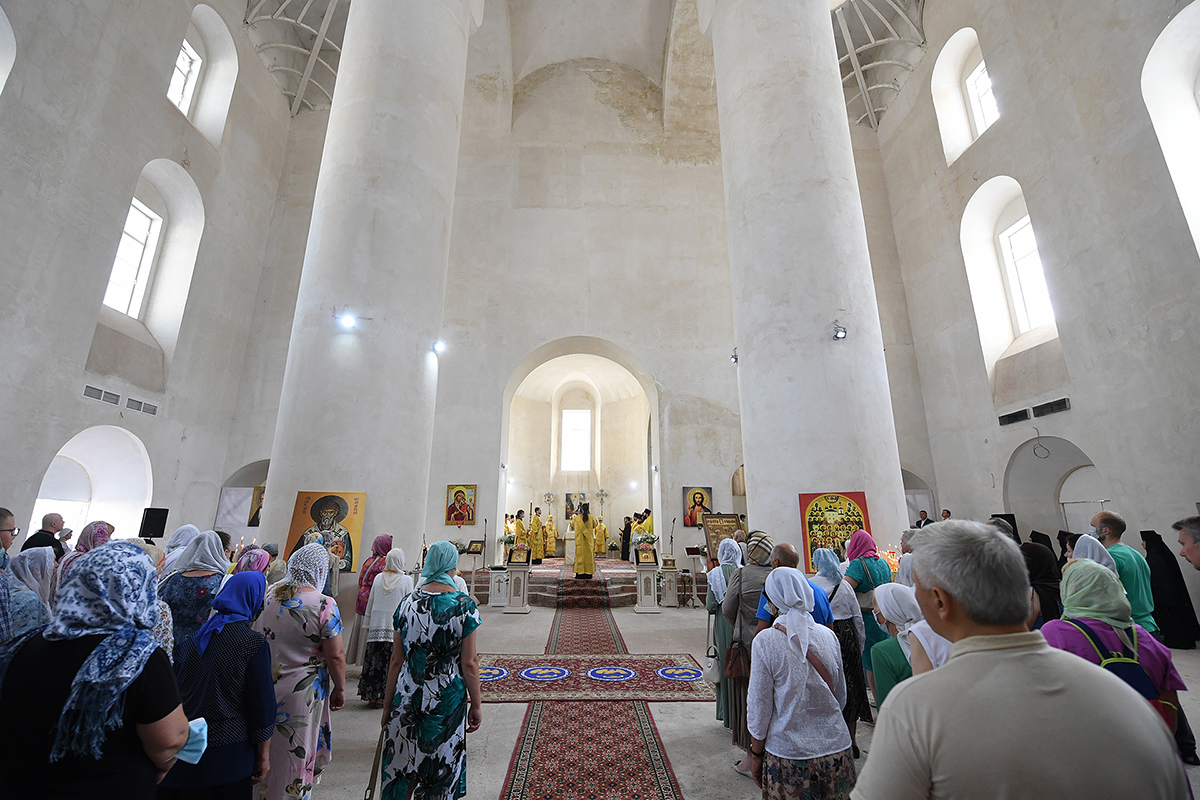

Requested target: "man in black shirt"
[{"left": 22, "top": 512, "right": 66, "bottom": 560}]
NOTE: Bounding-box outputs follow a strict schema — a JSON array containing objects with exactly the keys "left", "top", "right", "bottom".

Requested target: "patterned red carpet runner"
[{"left": 497, "top": 602, "right": 688, "bottom": 800}]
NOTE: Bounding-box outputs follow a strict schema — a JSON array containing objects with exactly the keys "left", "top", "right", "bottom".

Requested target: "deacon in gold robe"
[
  {"left": 529, "top": 508, "right": 545, "bottom": 564},
  {"left": 642, "top": 509, "right": 654, "bottom": 535},
  {"left": 594, "top": 516, "right": 609, "bottom": 558},
  {"left": 513, "top": 510, "right": 528, "bottom": 551},
  {"left": 546, "top": 515, "right": 559, "bottom": 557},
  {"left": 572, "top": 503, "right": 596, "bottom": 579}
]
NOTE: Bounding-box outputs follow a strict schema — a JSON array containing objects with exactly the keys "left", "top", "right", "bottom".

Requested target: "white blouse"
[
  {"left": 810, "top": 574, "right": 865, "bottom": 652},
  {"left": 747, "top": 625, "right": 853, "bottom": 760}
]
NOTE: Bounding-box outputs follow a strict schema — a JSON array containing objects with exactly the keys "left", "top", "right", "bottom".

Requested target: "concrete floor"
[{"left": 312, "top": 604, "right": 1200, "bottom": 799}]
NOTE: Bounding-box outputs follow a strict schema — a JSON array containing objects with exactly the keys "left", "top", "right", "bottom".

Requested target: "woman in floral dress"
[
  {"left": 254, "top": 543, "right": 347, "bottom": 800},
  {"left": 381, "top": 540, "right": 482, "bottom": 800}
]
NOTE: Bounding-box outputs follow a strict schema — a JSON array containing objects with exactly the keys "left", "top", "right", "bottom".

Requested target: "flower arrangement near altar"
[
  {"left": 632, "top": 533, "right": 658, "bottom": 548},
  {"left": 607, "top": 540, "right": 620, "bottom": 553},
  {"left": 500, "top": 533, "right": 516, "bottom": 546}
]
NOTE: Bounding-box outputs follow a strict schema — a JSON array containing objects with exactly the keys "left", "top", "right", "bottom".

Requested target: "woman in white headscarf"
[
  {"left": 810, "top": 548, "right": 870, "bottom": 756},
  {"left": 6, "top": 547, "right": 55, "bottom": 636},
  {"left": 871, "top": 583, "right": 924, "bottom": 709},
  {"left": 706, "top": 538, "right": 744, "bottom": 732},
  {"left": 1070, "top": 533, "right": 1120, "bottom": 576},
  {"left": 160, "top": 524, "right": 201, "bottom": 575},
  {"left": 254, "top": 542, "right": 346, "bottom": 800},
  {"left": 358, "top": 548, "right": 413, "bottom": 708},
  {"left": 746, "top": 567, "right": 855, "bottom": 798},
  {"left": 158, "top": 531, "right": 230, "bottom": 662}
]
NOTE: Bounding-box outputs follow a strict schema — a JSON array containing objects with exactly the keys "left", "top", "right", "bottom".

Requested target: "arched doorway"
[
  {"left": 499, "top": 337, "right": 661, "bottom": 563},
  {"left": 1003, "top": 435, "right": 1109, "bottom": 538},
  {"left": 215, "top": 459, "right": 270, "bottom": 544},
  {"left": 31, "top": 426, "right": 153, "bottom": 538},
  {"left": 901, "top": 469, "right": 935, "bottom": 528}
]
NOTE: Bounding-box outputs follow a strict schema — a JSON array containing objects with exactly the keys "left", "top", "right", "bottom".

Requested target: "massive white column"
[
  {"left": 261, "top": 0, "right": 484, "bottom": 559},
  {"left": 702, "top": 0, "right": 908, "bottom": 544}
]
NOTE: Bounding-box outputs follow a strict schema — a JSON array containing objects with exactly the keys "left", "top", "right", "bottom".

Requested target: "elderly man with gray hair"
[
  {"left": 1173, "top": 516, "right": 1200, "bottom": 571},
  {"left": 852, "top": 520, "right": 1187, "bottom": 800}
]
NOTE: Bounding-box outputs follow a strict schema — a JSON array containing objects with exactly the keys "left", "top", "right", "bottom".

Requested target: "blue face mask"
[{"left": 1088, "top": 525, "right": 1098, "bottom": 537}]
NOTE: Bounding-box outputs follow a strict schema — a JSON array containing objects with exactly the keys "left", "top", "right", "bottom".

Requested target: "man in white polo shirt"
[{"left": 852, "top": 519, "right": 1186, "bottom": 800}]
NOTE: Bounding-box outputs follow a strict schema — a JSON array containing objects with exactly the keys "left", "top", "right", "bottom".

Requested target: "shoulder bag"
[
  {"left": 724, "top": 574, "right": 752, "bottom": 679},
  {"left": 702, "top": 610, "right": 723, "bottom": 683}
]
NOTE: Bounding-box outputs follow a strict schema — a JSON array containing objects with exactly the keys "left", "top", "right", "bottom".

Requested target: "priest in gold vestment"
[
  {"left": 546, "top": 515, "right": 559, "bottom": 557},
  {"left": 513, "top": 510, "right": 528, "bottom": 554},
  {"left": 594, "top": 516, "right": 608, "bottom": 558},
  {"left": 529, "top": 508, "right": 545, "bottom": 564},
  {"left": 572, "top": 504, "right": 596, "bottom": 579}
]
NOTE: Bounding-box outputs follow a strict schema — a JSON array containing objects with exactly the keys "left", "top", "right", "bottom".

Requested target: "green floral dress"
[
  {"left": 382, "top": 588, "right": 481, "bottom": 800},
  {"left": 253, "top": 589, "right": 343, "bottom": 800}
]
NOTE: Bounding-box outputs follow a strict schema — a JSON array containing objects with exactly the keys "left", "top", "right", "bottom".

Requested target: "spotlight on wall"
[
  {"left": 832, "top": 321, "right": 848, "bottom": 341},
  {"left": 433, "top": 340, "right": 447, "bottom": 354},
  {"left": 730, "top": 347, "right": 738, "bottom": 364},
  {"left": 339, "top": 314, "right": 356, "bottom": 329},
  {"left": 630, "top": 481, "right": 638, "bottom": 490}
]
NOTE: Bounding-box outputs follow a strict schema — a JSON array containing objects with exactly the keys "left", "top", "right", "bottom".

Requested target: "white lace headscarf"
[
  {"left": 272, "top": 542, "right": 331, "bottom": 601},
  {"left": 8, "top": 546, "right": 56, "bottom": 611}
]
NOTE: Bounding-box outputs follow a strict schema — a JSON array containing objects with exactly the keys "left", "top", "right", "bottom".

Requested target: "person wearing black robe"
[
  {"left": 620, "top": 516, "right": 633, "bottom": 561},
  {"left": 1142, "top": 529, "right": 1200, "bottom": 765},
  {"left": 1056, "top": 530, "right": 1073, "bottom": 570}
]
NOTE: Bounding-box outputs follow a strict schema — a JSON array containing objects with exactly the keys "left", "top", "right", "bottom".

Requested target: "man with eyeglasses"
[{"left": 0, "top": 506, "right": 18, "bottom": 571}]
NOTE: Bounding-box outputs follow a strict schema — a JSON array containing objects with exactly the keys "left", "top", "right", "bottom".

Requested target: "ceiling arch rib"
[
  {"left": 244, "top": 0, "right": 346, "bottom": 116},
  {"left": 832, "top": 0, "right": 926, "bottom": 129}
]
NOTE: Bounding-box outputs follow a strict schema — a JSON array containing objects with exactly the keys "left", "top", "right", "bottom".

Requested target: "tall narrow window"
[
  {"left": 168, "top": 40, "right": 203, "bottom": 114},
  {"left": 561, "top": 409, "right": 591, "bottom": 472},
  {"left": 998, "top": 215, "right": 1054, "bottom": 333},
  {"left": 965, "top": 60, "right": 1000, "bottom": 136},
  {"left": 103, "top": 199, "right": 163, "bottom": 317}
]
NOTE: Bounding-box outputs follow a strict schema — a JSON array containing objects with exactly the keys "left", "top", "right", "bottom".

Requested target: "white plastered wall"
[
  {"left": 875, "top": 0, "right": 1200, "bottom": 600},
  {"left": 0, "top": 0, "right": 292, "bottom": 540}
]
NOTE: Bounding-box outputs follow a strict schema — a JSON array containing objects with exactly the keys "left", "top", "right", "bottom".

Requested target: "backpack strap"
[{"left": 1065, "top": 618, "right": 1137, "bottom": 661}]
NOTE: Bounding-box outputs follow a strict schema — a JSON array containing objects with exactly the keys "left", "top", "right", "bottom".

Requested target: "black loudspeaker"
[{"left": 138, "top": 508, "right": 169, "bottom": 539}]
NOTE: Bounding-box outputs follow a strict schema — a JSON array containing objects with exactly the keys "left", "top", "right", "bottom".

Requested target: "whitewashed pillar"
[
  {"left": 261, "top": 0, "right": 484, "bottom": 560},
  {"left": 701, "top": 0, "right": 908, "bottom": 544}
]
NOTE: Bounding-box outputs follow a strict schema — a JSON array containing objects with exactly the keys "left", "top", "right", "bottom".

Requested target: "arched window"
[
  {"left": 932, "top": 28, "right": 1001, "bottom": 165},
  {"left": 0, "top": 4, "right": 15, "bottom": 100},
  {"left": 961, "top": 176, "right": 1056, "bottom": 374},
  {"left": 1143, "top": 2, "right": 1200, "bottom": 258},
  {"left": 168, "top": 5, "right": 238, "bottom": 147},
  {"left": 100, "top": 159, "right": 204, "bottom": 361}
]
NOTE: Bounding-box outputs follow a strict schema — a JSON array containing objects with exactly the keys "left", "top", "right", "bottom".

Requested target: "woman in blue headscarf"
[
  {"left": 160, "top": 571, "right": 277, "bottom": 798},
  {"left": 0, "top": 540, "right": 190, "bottom": 798},
  {"left": 381, "top": 540, "right": 483, "bottom": 800}
]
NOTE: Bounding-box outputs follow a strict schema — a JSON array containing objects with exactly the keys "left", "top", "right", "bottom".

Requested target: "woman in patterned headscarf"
[
  {"left": 722, "top": 531, "right": 775, "bottom": 775},
  {"left": 253, "top": 542, "right": 346, "bottom": 800},
  {"left": 55, "top": 520, "right": 112, "bottom": 586},
  {"left": 347, "top": 534, "right": 393, "bottom": 666},
  {"left": 6, "top": 547, "right": 55, "bottom": 637},
  {"left": 0, "top": 541, "right": 189, "bottom": 798}
]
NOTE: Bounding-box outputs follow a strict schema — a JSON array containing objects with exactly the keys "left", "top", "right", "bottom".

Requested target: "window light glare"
[
  {"left": 340, "top": 314, "right": 356, "bottom": 329},
  {"left": 965, "top": 60, "right": 1000, "bottom": 137},
  {"left": 167, "top": 39, "right": 203, "bottom": 115},
  {"left": 103, "top": 198, "right": 163, "bottom": 318},
  {"left": 561, "top": 409, "right": 591, "bottom": 472}
]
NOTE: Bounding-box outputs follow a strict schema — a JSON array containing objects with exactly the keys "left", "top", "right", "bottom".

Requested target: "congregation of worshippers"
[{"left": 3, "top": 504, "right": 1200, "bottom": 799}]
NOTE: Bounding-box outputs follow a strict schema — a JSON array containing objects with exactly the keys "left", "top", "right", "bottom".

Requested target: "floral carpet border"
[
  {"left": 499, "top": 700, "right": 685, "bottom": 800},
  {"left": 479, "top": 654, "right": 714, "bottom": 702}
]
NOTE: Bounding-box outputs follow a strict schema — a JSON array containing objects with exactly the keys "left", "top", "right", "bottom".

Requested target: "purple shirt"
[{"left": 1041, "top": 618, "right": 1186, "bottom": 693}]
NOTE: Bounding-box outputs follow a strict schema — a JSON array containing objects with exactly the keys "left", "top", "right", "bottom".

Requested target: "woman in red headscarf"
[
  {"left": 842, "top": 529, "right": 893, "bottom": 700},
  {"left": 346, "top": 534, "right": 393, "bottom": 666}
]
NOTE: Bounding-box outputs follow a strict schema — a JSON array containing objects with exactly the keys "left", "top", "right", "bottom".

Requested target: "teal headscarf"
[{"left": 421, "top": 541, "right": 460, "bottom": 588}]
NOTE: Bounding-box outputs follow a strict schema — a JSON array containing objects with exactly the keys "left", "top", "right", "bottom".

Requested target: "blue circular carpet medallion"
[
  {"left": 656, "top": 666, "right": 704, "bottom": 682},
  {"left": 479, "top": 666, "right": 509, "bottom": 682},
  {"left": 518, "top": 666, "right": 571, "bottom": 682},
  {"left": 585, "top": 666, "right": 638, "bottom": 682}
]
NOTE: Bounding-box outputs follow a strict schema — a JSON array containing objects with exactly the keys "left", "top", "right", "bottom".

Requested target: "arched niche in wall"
[
  {"left": 500, "top": 336, "right": 661, "bottom": 562},
  {"left": 30, "top": 425, "right": 153, "bottom": 538},
  {"left": 960, "top": 175, "right": 1068, "bottom": 407},
  {"left": 1003, "top": 435, "right": 1107, "bottom": 538},
  {"left": 901, "top": 468, "right": 935, "bottom": 527},
  {"left": 215, "top": 459, "right": 269, "bottom": 542},
  {"left": 88, "top": 159, "right": 205, "bottom": 392},
  {"left": 0, "top": 4, "right": 15, "bottom": 100},
  {"left": 931, "top": 27, "right": 996, "bottom": 165},
  {"left": 178, "top": 4, "right": 239, "bottom": 147},
  {"left": 1142, "top": 1, "right": 1200, "bottom": 259}
]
